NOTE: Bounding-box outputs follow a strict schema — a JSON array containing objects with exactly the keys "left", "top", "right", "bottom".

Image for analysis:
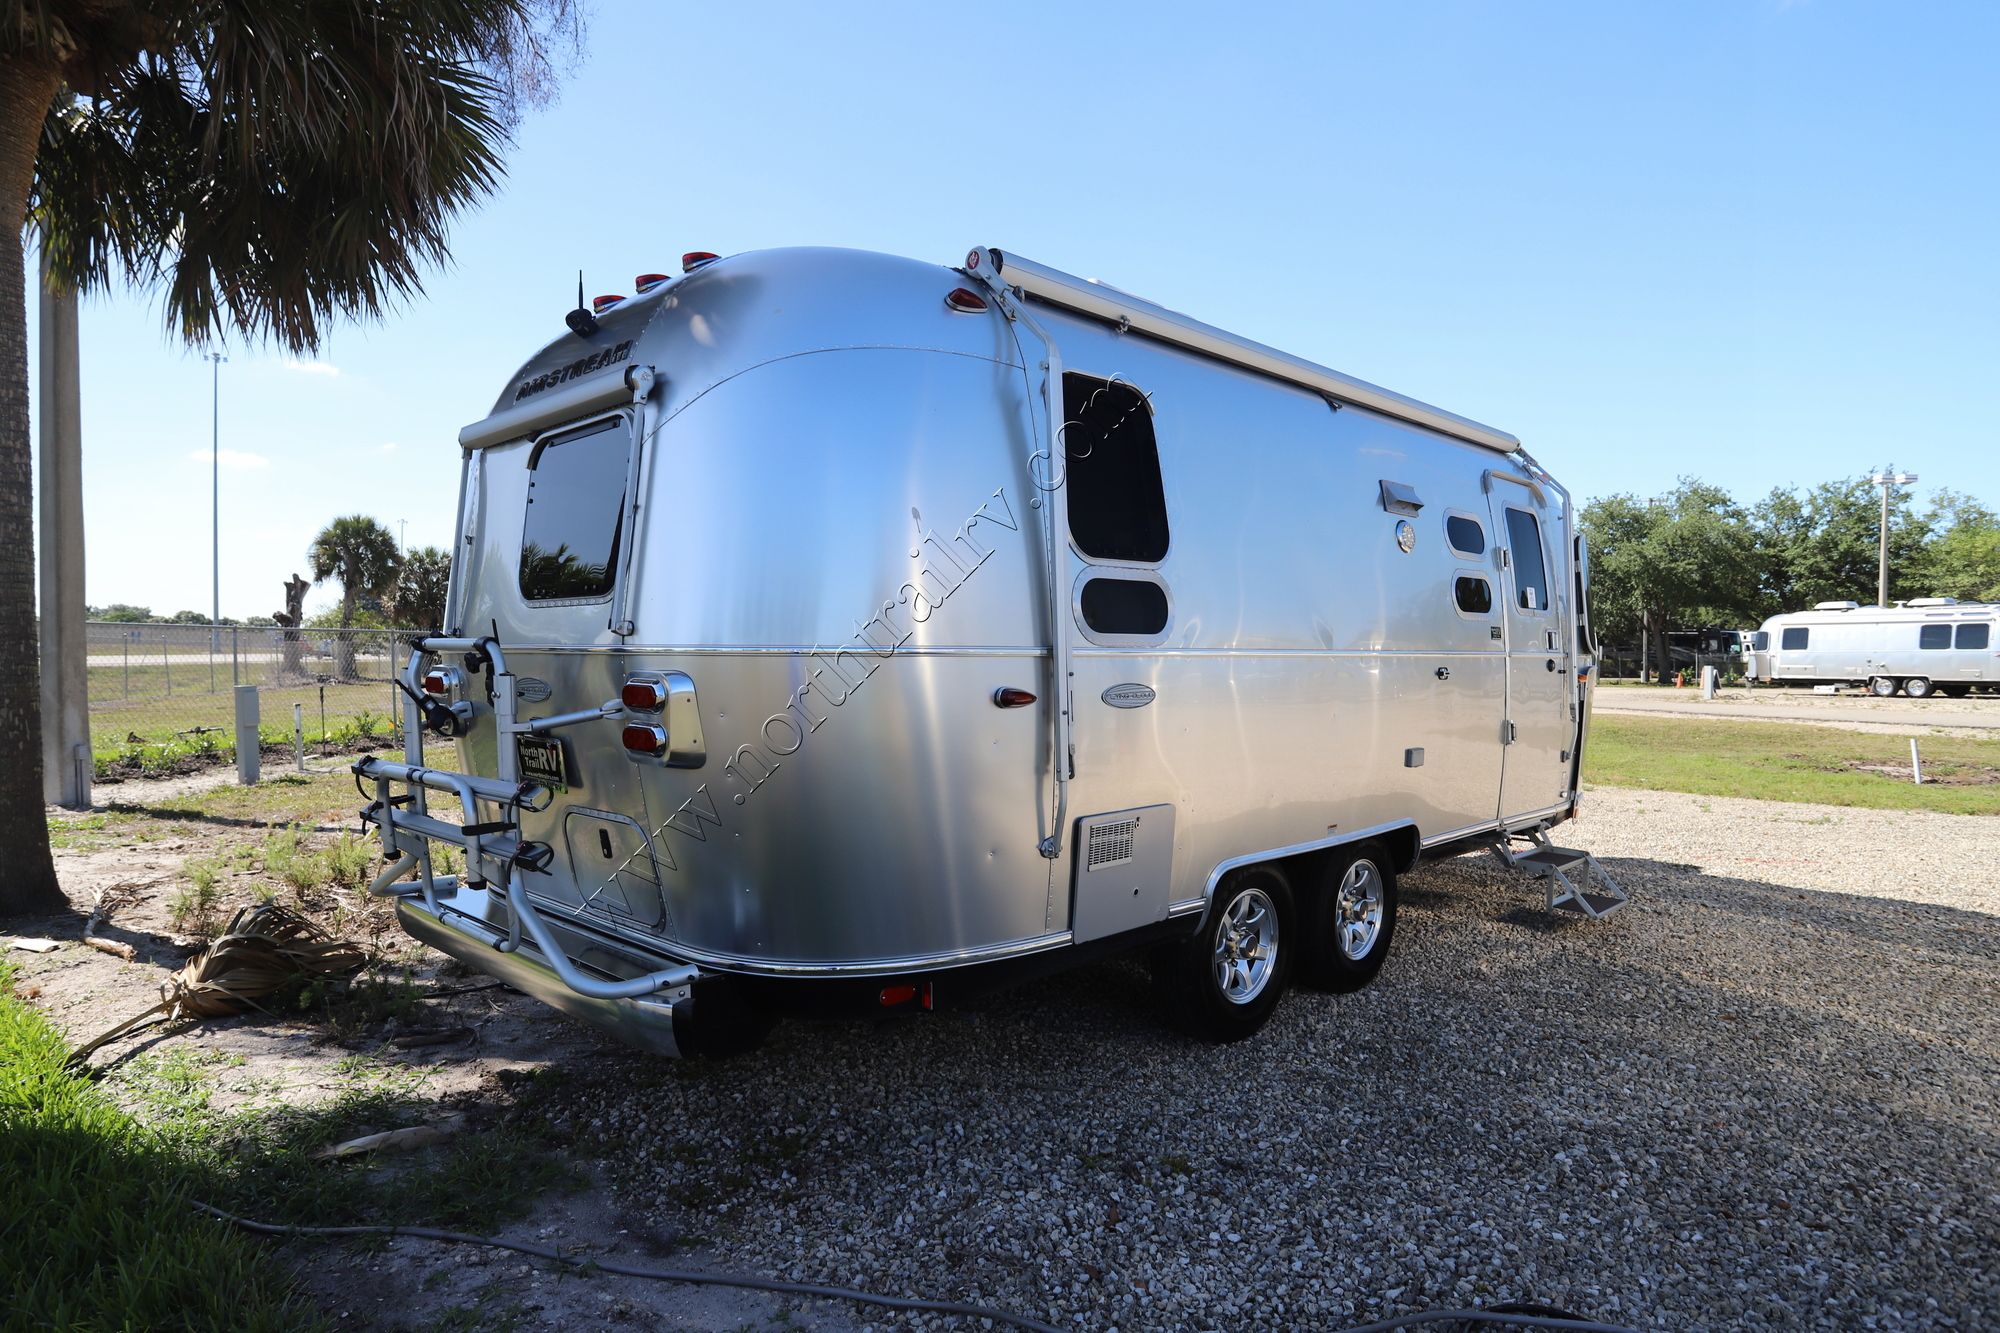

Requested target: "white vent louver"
[{"left": 1086, "top": 818, "right": 1139, "bottom": 871}]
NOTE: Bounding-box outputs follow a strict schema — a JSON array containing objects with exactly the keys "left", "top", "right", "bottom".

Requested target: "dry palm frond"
[{"left": 66, "top": 904, "right": 367, "bottom": 1072}]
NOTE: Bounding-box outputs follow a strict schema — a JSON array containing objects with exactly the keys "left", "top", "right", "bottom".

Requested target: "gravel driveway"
[{"left": 520, "top": 787, "right": 1998, "bottom": 1332}]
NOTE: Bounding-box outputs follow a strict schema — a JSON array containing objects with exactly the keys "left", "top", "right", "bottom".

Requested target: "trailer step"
[{"left": 1491, "top": 826, "right": 1629, "bottom": 920}]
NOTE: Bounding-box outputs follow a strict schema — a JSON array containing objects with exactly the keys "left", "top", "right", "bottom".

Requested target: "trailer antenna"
[{"left": 565, "top": 269, "right": 599, "bottom": 338}]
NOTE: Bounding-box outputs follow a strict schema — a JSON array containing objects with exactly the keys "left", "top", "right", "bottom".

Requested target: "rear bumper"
[{"left": 397, "top": 886, "right": 691, "bottom": 1057}]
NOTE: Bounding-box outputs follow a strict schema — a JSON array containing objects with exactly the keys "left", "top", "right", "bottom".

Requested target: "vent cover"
[{"left": 1086, "top": 818, "right": 1139, "bottom": 870}]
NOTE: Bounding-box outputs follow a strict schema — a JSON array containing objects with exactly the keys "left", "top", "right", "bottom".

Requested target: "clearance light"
[
  {"left": 945, "top": 287, "right": 988, "bottom": 313},
  {"left": 591, "top": 293, "right": 624, "bottom": 315},
  {"left": 682, "top": 251, "right": 720, "bottom": 273},
  {"left": 992, "top": 687, "right": 1036, "bottom": 708},
  {"left": 621, "top": 678, "right": 667, "bottom": 712},
  {"left": 622, "top": 723, "right": 667, "bottom": 756},
  {"left": 634, "top": 272, "right": 669, "bottom": 293}
]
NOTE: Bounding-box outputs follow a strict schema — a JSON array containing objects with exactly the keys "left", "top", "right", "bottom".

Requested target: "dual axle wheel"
[{"left": 1154, "top": 842, "right": 1399, "bottom": 1042}]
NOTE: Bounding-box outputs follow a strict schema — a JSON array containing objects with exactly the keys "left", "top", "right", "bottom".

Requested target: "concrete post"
[
  {"left": 37, "top": 260, "right": 90, "bottom": 810},
  {"left": 234, "top": 685, "right": 260, "bottom": 785}
]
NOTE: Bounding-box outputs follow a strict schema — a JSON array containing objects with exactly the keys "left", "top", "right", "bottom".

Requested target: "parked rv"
[
  {"left": 355, "top": 245, "right": 1611, "bottom": 1056},
  {"left": 1747, "top": 600, "right": 1999, "bottom": 697}
]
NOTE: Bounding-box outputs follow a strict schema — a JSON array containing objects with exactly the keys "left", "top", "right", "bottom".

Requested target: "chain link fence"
[{"left": 86, "top": 622, "right": 432, "bottom": 779}]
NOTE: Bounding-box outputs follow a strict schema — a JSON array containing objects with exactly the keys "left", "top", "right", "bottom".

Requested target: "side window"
[
  {"left": 1445, "top": 514, "right": 1485, "bottom": 557},
  {"left": 1919, "top": 624, "right": 1952, "bottom": 650},
  {"left": 1062, "top": 374, "right": 1168, "bottom": 563},
  {"left": 1780, "top": 626, "right": 1809, "bottom": 650},
  {"left": 1503, "top": 508, "right": 1550, "bottom": 612},
  {"left": 1453, "top": 574, "right": 1494, "bottom": 616},
  {"left": 1079, "top": 576, "right": 1169, "bottom": 637},
  {"left": 1752, "top": 631, "right": 1770, "bottom": 652},
  {"left": 519, "top": 417, "right": 629, "bottom": 602},
  {"left": 1958, "top": 623, "right": 1991, "bottom": 650}
]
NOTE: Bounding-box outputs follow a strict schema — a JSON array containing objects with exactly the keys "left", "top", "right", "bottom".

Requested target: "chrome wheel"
[
  {"left": 1334, "top": 859, "right": 1385, "bottom": 960},
  {"left": 1870, "top": 676, "right": 1897, "bottom": 697},
  {"left": 1212, "top": 887, "right": 1279, "bottom": 1005}
]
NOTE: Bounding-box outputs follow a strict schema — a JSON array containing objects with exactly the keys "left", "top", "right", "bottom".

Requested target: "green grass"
[
  {"left": 1586, "top": 713, "right": 2000, "bottom": 814},
  {"left": 0, "top": 965, "right": 318, "bottom": 1331}
]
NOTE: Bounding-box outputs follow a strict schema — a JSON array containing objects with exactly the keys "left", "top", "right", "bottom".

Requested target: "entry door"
[{"left": 1488, "top": 491, "right": 1573, "bottom": 822}]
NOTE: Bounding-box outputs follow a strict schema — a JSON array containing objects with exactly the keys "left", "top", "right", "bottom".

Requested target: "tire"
[
  {"left": 1299, "top": 842, "right": 1399, "bottom": 993},
  {"left": 1153, "top": 865, "right": 1294, "bottom": 1042},
  {"left": 1903, "top": 677, "right": 1934, "bottom": 699},
  {"left": 1869, "top": 676, "right": 1899, "bottom": 698}
]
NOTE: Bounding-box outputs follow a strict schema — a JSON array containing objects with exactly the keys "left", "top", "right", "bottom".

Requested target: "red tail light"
[
  {"left": 592, "top": 294, "right": 623, "bottom": 314},
  {"left": 422, "top": 668, "right": 457, "bottom": 695},
  {"left": 621, "top": 678, "right": 667, "bottom": 712},
  {"left": 879, "top": 985, "right": 917, "bottom": 1007},
  {"left": 945, "top": 287, "right": 988, "bottom": 313},
  {"left": 622, "top": 723, "right": 667, "bottom": 756},
  {"left": 682, "top": 251, "right": 720, "bottom": 273},
  {"left": 992, "top": 687, "right": 1036, "bottom": 708},
  {"left": 634, "top": 272, "right": 669, "bottom": 292}
]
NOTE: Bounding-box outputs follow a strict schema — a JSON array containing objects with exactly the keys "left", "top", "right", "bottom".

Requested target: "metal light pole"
[
  {"left": 209, "top": 350, "right": 226, "bottom": 650},
  {"left": 1869, "top": 468, "right": 1917, "bottom": 608}
]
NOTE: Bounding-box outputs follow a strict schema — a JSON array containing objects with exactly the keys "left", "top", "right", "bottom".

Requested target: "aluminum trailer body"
[
  {"left": 1747, "top": 601, "right": 1999, "bottom": 697},
  {"left": 360, "top": 245, "right": 1597, "bottom": 1054}
]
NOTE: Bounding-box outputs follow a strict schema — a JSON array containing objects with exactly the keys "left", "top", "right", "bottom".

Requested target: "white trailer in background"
[{"left": 1747, "top": 600, "right": 1999, "bottom": 697}]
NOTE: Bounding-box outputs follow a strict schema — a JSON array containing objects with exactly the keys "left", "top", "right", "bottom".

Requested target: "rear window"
[
  {"left": 519, "top": 418, "right": 629, "bottom": 602},
  {"left": 1920, "top": 624, "right": 1951, "bottom": 650},
  {"left": 1958, "top": 623, "right": 1991, "bottom": 650},
  {"left": 1781, "top": 627, "right": 1809, "bottom": 650}
]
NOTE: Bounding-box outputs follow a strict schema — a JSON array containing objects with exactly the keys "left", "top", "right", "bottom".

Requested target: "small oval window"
[
  {"left": 1454, "top": 575, "right": 1493, "bottom": 615},
  {"left": 1445, "top": 515, "right": 1485, "bottom": 556},
  {"left": 1080, "top": 577, "right": 1169, "bottom": 637}
]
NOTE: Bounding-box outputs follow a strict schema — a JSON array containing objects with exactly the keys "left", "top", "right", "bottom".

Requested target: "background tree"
[
  {"left": 92, "top": 603, "right": 152, "bottom": 622},
  {"left": 0, "top": 1, "right": 581, "bottom": 916},
  {"left": 1916, "top": 490, "right": 2000, "bottom": 603},
  {"left": 1581, "top": 479, "right": 1761, "bottom": 681},
  {"left": 392, "top": 546, "right": 454, "bottom": 631},
  {"left": 308, "top": 517, "right": 400, "bottom": 678},
  {"left": 1750, "top": 476, "right": 1931, "bottom": 612}
]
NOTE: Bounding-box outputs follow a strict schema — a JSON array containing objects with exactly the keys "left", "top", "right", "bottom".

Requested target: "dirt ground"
[{"left": 14, "top": 765, "right": 866, "bottom": 1332}]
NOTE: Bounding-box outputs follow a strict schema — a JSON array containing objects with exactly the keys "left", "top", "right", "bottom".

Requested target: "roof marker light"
[
  {"left": 592, "top": 294, "right": 624, "bottom": 314},
  {"left": 945, "top": 287, "right": 988, "bottom": 313},
  {"left": 682, "top": 252, "right": 720, "bottom": 273},
  {"left": 635, "top": 272, "right": 669, "bottom": 293}
]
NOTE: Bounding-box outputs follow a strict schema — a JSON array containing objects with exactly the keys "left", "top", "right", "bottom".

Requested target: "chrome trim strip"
[
  {"left": 523, "top": 889, "right": 1075, "bottom": 977},
  {"left": 1196, "top": 818, "right": 1420, "bottom": 910}
]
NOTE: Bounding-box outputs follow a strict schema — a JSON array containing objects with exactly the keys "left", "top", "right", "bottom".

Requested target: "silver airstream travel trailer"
[
  {"left": 357, "top": 245, "right": 1612, "bottom": 1056},
  {"left": 1747, "top": 600, "right": 1998, "bottom": 696}
]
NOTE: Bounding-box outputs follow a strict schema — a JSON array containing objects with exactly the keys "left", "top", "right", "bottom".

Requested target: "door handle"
[{"left": 1436, "top": 667, "right": 1451, "bottom": 681}]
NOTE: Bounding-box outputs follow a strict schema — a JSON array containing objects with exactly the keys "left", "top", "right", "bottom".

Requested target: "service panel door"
[{"left": 1489, "top": 492, "right": 1573, "bottom": 822}]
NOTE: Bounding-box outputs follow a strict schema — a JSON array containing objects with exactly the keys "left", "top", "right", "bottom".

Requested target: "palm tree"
[
  {"left": 392, "top": 545, "right": 454, "bottom": 632},
  {"left": 0, "top": 1, "right": 581, "bottom": 915},
  {"left": 308, "top": 517, "right": 401, "bottom": 679}
]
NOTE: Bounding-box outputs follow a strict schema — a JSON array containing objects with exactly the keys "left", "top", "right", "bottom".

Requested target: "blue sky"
[{"left": 27, "top": 0, "right": 1999, "bottom": 619}]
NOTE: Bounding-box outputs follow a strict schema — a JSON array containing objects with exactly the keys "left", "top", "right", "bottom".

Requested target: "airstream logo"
[
  {"left": 513, "top": 339, "right": 635, "bottom": 401},
  {"left": 516, "top": 676, "right": 553, "bottom": 703},
  {"left": 1101, "top": 683, "right": 1155, "bottom": 709}
]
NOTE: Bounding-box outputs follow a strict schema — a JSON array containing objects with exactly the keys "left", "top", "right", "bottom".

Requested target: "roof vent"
[
  {"left": 1813, "top": 601, "right": 1861, "bottom": 611},
  {"left": 1907, "top": 597, "right": 1959, "bottom": 607}
]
